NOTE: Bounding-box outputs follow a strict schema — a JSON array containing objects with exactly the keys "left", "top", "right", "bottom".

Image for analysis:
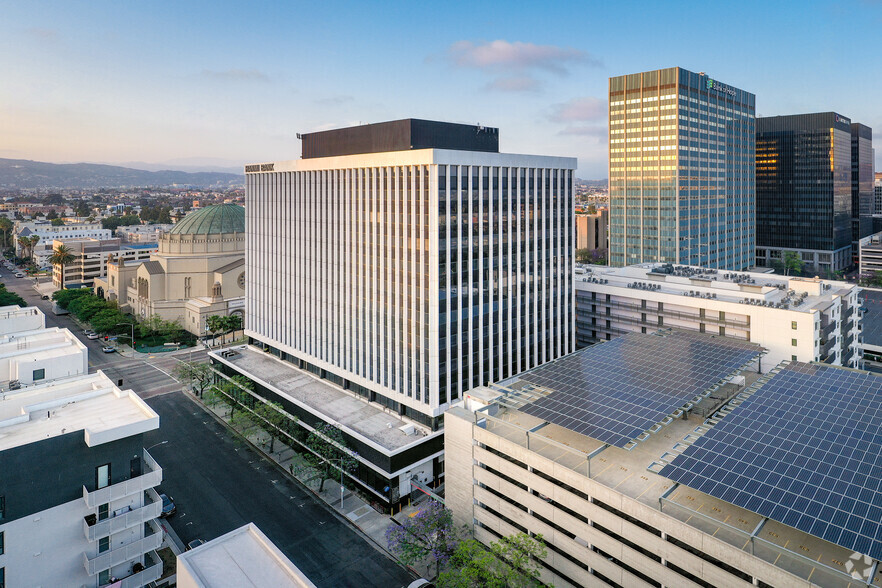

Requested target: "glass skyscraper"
[
  {"left": 755, "top": 113, "right": 867, "bottom": 274},
  {"left": 609, "top": 67, "right": 755, "bottom": 269},
  {"left": 851, "top": 123, "right": 874, "bottom": 260}
]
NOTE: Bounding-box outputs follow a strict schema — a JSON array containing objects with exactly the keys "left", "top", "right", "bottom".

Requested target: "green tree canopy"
[
  {"left": 52, "top": 288, "right": 92, "bottom": 309},
  {"left": 437, "top": 533, "right": 548, "bottom": 588},
  {"left": 302, "top": 423, "right": 358, "bottom": 493},
  {"left": 0, "top": 283, "right": 27, "bottom": 307},
  {"left": 386, "top": 501, "right": 460, "bottom": 578}
]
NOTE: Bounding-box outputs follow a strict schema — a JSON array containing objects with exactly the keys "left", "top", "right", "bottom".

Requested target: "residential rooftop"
[
  {"left": 0, "top": 305, "right": 45, "bottom": 336},
  {"left": 209, "top": 346, "right": 432, "bottom": 453},
  {"left": 0, "top": 371, "right": 159, "bottom": 451},
  {"left": 575, "top": 262, "right": 857, "bottom": 312},
  {"left": 176, "top": 523, "right": 316, "bottom": 588}
]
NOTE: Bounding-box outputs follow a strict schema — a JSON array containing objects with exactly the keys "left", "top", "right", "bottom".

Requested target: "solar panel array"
[
  {"left": 660, "top": 362, "right": 882, "bottom": 559},
  {"left": 518, "top": 331, "right": 762, "bottom": 447}
]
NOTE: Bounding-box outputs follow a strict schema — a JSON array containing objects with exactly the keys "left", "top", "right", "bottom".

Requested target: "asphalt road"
[{"left": 144, "top": 392, "right": 415, "bottom": 588}]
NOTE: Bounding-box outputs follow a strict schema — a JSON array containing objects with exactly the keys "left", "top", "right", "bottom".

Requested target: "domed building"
[{"left": 94, "top": 204, "right": 246, "bottom": 335}]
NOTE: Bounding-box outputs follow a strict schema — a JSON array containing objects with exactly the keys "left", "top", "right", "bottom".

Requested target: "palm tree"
[
  {"left": 48, "top": 244, "right": 74, "bottom": 289},
  {"left": 0, "top": 218, "right": 12, "bottom": 250},
  {"left": 17, "top": 236, "right": 29, "bottom": 260},
  {"left": 27, "top": 235, "right": 40, "bottom": 263}
]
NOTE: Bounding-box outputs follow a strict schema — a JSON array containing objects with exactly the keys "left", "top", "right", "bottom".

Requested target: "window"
[
  {"left": 0, "top": 496, "right": 4, "bottom": 520},
  {"left": 96, "top": 464, "right": 110, "bottom": 489},
  {"left": 98, "top": 503, "right": 109, "bottom": 521},
  {"left": 0, "top": 530, "right": 4, "bottom": 555},
  {"left": 32, "top": 368, "right": 45, "bottom": 381},
  {"left": 98, "top": 536, "right": 110, "bottom": 553},
  {"left": 792, "top": 321, "right": 798, "bottom": 330},
  {"left": 792, "top": 338, "right": 798, "bottom": 347},
  {"left": 792, "top": 355, "right": 797, "bottom": 361},
  {"left": 98, "top": 569, "right": 110, "bottom": 585},
  {"left": 1, "top": 566, "right": 4, "bottom": 588}
]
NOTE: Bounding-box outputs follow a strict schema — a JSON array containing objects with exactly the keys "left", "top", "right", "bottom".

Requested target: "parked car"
[
  {"left": 187, "top": 539, "right": 206, "bottom": 550},
  {"left": 159, "top": 493, "right": 176, "bottom": 517},
  {"left": 14, "top": 272, "right": 24, "bottom": 278},
  {"left": 86, "top": 332, "right": 100, "bottom": 340},
  {"left": 101, "top": 346, "right": 115, "bottom": 353},
  {"left": 40, "top": 294, "right": 50, "bottom": 300}
]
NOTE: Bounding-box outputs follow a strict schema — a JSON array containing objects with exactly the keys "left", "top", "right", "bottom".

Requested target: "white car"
[
  {"left": 86, "top": 332, "right": 100, "bottom": 340},
  {"left": 15, "top": 272, "right": 24, "bottom": 278}
]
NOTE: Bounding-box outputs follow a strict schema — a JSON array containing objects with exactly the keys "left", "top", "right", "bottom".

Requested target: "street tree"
[
  {"left": 206, "top": 314, "right": 225, "bottom": 343},
  {"left": 0, "top": 217, "right": 13, "bottom": 249},
  {"left": 0, "top": 284, "right": 27, "bottom": 307},
  {"left": 302, "top": 423, "right": 358, "bottom": 493},
  {"left": 27, "top": 235, "right": 40, "bottom": 262},
  {"left": 48, "top": 244, "right": 75, "bottom": 289},
  {"left": 208, "top": 375, "right": 253, "bottom": 419},
  {"left": 385, "top": 500, "right": 461, "bottom": 578},
  {"left": 437, "top": 533, "right": 547, "bottom": 588},
  {"left": 172, "top": 361, "right": 214, "bottom": 398},
  {"left": 253, "top": 400, "right": 293, "bottom": 453}
]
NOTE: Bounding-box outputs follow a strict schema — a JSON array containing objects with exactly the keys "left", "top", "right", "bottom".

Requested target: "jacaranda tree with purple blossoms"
[{"left": 385, "top": 500, "right": 461, "bottom": 577}]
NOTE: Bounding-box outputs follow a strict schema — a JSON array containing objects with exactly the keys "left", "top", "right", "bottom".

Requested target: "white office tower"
[{"left": 215, "top": 119, "right": 576, "bottom": 505}]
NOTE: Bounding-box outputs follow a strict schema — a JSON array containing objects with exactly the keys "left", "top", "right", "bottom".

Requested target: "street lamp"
[{"left": 116, "top": 323, "right": 135, "bottom": 358}]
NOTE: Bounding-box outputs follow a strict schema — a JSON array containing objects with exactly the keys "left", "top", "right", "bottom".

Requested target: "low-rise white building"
[
  {"left": 52, "top": 238, "right": 157, "bottom": 289},
  {"left": 176, "top": 523, "right": 317, "bottom": 588},
  {"left": 859, "top": 232, "right": 882, "bottom": 277},
  {"left": 0, "top": 305, "right": 45, "bottom": 336},
  {"left": 574, "top": 263, "right": 861, "bottom": 370},
  {"left": 116, "top": 224, "right": 175, "bottom": 243},
  {"left": 0, "top": 371, "right": 164, "bottom": 588},
  {"left": 14, "top": 221, "right": 111, "bottom": 266},
  {"left": 0, "top": 325, "right": 88, "bottom": 388}
]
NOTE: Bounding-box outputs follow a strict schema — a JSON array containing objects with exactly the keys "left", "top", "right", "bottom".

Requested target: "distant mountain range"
[
  {"left": 576, "top": 178, "right": 608, "bottom": 187},
  {"left": 0, "top": 158, "right": 244, "bottom": 189}
]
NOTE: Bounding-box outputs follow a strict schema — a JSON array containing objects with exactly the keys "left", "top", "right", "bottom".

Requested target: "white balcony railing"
[
  {"left": 83, "top": 449, "right": 162, "bottom": 509},
  {"left": 83, "top": 488, "right": 162, "bottom": 542},
  {"left": 83, "top": 519, "right": 163, "bottom": 576},
  {"left": 82, "top": 550, "right": 163, "bottom": 588}
]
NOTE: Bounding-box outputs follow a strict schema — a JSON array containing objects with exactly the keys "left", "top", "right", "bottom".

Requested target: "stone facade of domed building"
[{"left": 94, "top": 204, "right": 245, "bottom": 336}]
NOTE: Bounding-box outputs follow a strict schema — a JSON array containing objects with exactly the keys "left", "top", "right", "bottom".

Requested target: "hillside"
[{"left": 0, "top": 158, "right": 244, "bottom": 189}]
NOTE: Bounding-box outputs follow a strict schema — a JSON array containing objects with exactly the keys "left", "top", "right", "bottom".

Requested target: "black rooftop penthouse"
[{"left": 300, "top": 118, "right": 500, "bottom": 159}]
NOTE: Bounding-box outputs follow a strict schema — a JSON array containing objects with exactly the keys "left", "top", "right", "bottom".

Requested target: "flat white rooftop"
[
  {"left": 211, "top": 346, "right": 432, "bottom": 453},
  {"left": 576, "top": 262, "right": 856, "bottom": 312},
  {"left": 0, "top": 371, "right": 158, "bottom": 450},
  {"left": 0, "top": 305, "right": 45, "bottom": 335},
  {"left": 176, "top": 523, "right": 317, "bottom": 588}
]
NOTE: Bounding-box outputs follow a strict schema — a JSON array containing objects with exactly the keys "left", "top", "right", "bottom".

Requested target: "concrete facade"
[
  {"left": 575, "top": 209, "right": 608, "bottom": 254},
  {"left": 0, "top": 305, "right": 45, "bottom": 336},
  {"left": 14, "top": 221, "right": 111, "bottom": 266},
  {"left": 0, "top": 371, "right": 163, "bottom": 588},
  {"left": 574, "top": 263, "right": 861, "bottom": 370},
  {"left": 52, "top": 238, "right": 157, "bottom": 289},
  {"left": 94, "top": 205, "right": 245, "bottom": 336},
  {"left": 0, "top": 325, "right": 88, "bottom": 388}
]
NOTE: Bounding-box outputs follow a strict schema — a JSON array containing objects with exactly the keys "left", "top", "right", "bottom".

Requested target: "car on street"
[
  {"left": 86, "top": 332, "right": 100, "bottom": 340},
  {"left": 159, "top": 493, "right": 176, "bottom": 517},
  {"left": 14, "top": 272, "right": 24, "bottom": 278},
  {"left": 186, "top": 539, "right": 206, "bottom": 550},
  {"left": 40, "top": 294, "right": 50, "bottom": 300},
  {"left": 101, "top": 346, "right": 115, "bottom": 353}
]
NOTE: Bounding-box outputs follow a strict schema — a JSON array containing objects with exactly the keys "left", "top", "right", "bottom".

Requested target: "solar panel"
[
  {"left": 517, "top": 331, "right": 762, "bottom": 448},
  {"left": 660, "top": 362, "right": 882, "bottom": 559}
]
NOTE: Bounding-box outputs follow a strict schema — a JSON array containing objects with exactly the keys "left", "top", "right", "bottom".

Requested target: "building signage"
[
  {"left": 705, "top": 78, "right": 736, "bottom": 97},
  {"left": 245, "top": 163, "right": 275, "bottom": 173},
  {"left": 835, "top": 114, "right": 851, "bottom": 125}
]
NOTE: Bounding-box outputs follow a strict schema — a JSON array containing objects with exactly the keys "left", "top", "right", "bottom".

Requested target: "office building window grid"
[
  {"left": 246, "top": 162, "right": 574, "bottom": 416},
  {"left": 609, "top": 67, "right": 755, "bottom": 270}
]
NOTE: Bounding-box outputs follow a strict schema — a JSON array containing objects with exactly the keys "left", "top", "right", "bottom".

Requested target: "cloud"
[
  {"left": 200, "top": 69, "right": 269, "bottom": 82},
  {"left": 448, "top": 40, "right": 598, "bottom": 75},
  {"left": 559, "top": 125, "right": 607, "bottom": 138},
  {"left": 550, "top": 97, "right": 607, "bottom": 122},
  {"left": 314, "top": 95, "right": 354, "bottom": 106},
  {"left": 484, "top": 76, "right": 540, "bottom": 93},
  {"left": 26, "top": 28, "right": 58, "bottom": 39}
]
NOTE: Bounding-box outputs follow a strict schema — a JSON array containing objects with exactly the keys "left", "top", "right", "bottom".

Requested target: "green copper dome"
[{"left": 170, "top": 204, "right": 245, "bottom": 235}]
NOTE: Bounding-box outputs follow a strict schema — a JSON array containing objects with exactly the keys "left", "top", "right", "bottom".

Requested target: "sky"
[{"left": 1, "top": 0, "right": 881, "bottom": 178}]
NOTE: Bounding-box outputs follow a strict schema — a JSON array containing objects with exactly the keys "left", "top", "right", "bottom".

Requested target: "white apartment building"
[
  {"left": 15, "top": 221, "right": 111, "bottom": 266},
  {"left": 218, "top": 119, "right": 576, "bottom": 505},
  {"left": 446, "top": 332, "right": 882, "bottom": 588},
  {"left": 176, "top": 523, "right": 317, "bottom": 588},
  {"left": 52, "top": 238, "right": 157, "bottom": 288},
  {"left": 0, "top": 371, "right": 164, "bottom": 588},
  {"left": 0, "top": 325, "right": 88, "bottom": 389},
  {"left": 574, "top": 263, "right": 861, "bottom": 370},
  {"left": 0, "top": 305, "right": 45, "bottom": 336}
]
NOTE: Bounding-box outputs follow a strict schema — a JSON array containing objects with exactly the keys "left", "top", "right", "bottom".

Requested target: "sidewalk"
[{"left": 185, "top": 389, "right": 433, "bottom": 579}]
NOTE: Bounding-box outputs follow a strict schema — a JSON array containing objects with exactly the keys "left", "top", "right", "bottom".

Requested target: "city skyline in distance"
[{"left": 1, "top": 0, "right": 880, "bottom": 178}]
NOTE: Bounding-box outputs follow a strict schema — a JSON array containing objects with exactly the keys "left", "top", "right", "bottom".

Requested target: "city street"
[
  {"left": 0, "top": 272, "right": 205, "bottom": 398},
  {"left": 144, "top": 392, "right": 415, "bottom": 588}
]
